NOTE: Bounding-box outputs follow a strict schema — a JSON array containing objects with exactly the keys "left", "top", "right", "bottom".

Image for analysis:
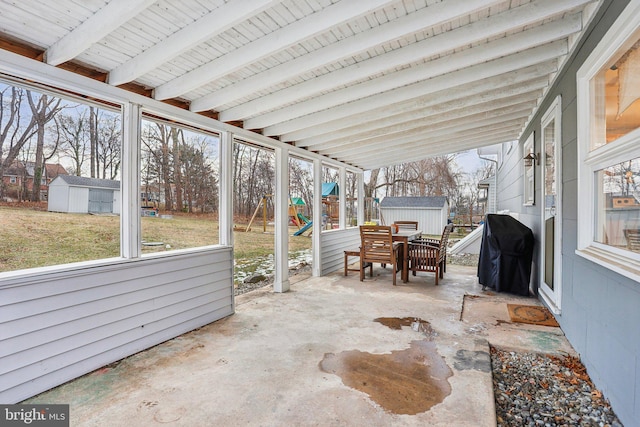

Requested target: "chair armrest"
[{"left": 412, "top": 238, "right": 440, "bottom": 247}]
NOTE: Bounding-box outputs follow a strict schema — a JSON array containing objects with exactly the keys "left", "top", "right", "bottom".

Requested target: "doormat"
[{"left": 507, "top": 304, "right": 559, "bottom": 327}]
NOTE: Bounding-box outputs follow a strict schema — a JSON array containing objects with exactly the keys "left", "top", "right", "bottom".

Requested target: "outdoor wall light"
[{"left": 523, "top": 152, "right": 539, "bottom": 166}]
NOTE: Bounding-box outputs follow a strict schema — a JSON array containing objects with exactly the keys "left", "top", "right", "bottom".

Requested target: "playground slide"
[
  {"left": 297, "top": 213, "right": 310, "bottom": 224},
  {"left": 294, "top": 221, "right": 313, "bottom": 236}
]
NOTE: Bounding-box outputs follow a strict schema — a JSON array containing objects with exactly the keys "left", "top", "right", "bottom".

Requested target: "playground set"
[{"left": 233, "top": 183, "right": 342, "bottom": 236}]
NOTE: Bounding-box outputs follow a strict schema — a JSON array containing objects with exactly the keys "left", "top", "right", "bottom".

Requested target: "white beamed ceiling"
[{"left": 0, "top": 0, "right": 600, "bottom": 170}]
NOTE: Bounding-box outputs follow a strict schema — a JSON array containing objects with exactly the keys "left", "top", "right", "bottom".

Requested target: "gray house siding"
[
  {"left": 495, "top": 2, "right": 639, "bottom": 425},
  {"left": 320, "top": 228, "right": 360, "bottom": 276},
  {"left": 0, "top": 248, "right": 234, "bottom": 403}
]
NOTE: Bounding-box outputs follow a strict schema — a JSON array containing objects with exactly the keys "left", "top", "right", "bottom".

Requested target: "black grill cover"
[{"left": 477, "top": 214, "right": 534, "bottom": 296}]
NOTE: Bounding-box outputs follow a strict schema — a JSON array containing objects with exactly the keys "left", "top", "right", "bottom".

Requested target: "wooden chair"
[
  {"left": 393, "top": 221, "right": 419, "bottom": 231},
  {"left": 344, "top": 249, "right": 371, "bottom": 276},
  {"left": 624, "top": 229, "right": 640, "bottom": 251},
  {"left": 359, "top": 225, "right": 402, "bottom": 286},
  {"left": 408, "top": 224, "right": 453, "bottom": 285}
]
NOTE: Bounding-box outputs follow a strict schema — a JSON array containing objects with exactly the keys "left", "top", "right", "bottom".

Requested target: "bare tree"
[
  {"left": 89, "top": 106, "right": 97, "bottom": 177},
  {"left": 232, "top": 142, "right": 274, "bottom": 218},
  {"left": 0, "top": 86, "right": 39, "bottom": 198},
  {"left": 96, "top": 112, "right": 121, "bottom": 180},
  {"left": 26, "top": 91, "right": 62, "bottom": 202},
  {"left": 58, "top": 111, "right": 88, "bottom": 176},
  {"left": 173, "top": 128, "right": 183, "bottom": 211}
]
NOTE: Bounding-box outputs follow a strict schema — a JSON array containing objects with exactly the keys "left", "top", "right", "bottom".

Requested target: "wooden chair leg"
[
  {"left": 392, "top": 262, "right": 397, "bottom": 286},
  {"left": 434, "top": 265, "right": 439, "bottom": 286},
  {"left": 344, "top": 252, "right": 348, "bottom": 276}
]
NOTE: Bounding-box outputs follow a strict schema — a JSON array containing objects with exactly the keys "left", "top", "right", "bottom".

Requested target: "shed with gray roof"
[
  {"left": 379, "top": 196, "right": 449, "bottom": 235},
  {"left": 48, "top": 175, "right": 120, "bottom": 214}
]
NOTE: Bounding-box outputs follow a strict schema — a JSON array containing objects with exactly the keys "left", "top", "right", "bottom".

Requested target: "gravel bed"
[
  {"left": 447, "top": 252, "right": 479, "bottom": 266},
  {"left": 491, "top": 347, "right": 622, "bottom": 426},
  {"left": 234, "top": 263, "right": 311, "bottom": 296}
]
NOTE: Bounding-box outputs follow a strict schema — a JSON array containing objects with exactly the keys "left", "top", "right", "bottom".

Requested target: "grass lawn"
[{"left": 0, "top": 206, "right": 311, "bottom": 283}]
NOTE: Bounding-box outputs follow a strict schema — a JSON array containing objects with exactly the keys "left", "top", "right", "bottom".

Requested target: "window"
[
  {"left": 0, "top": 81, "right": 121, "bottom": 273},
  {"left": 322, "top": 165, "right": 340, "bottom": 230},
  {"left": 523, "top": 132, "right": 535, "bottom": 206},
  {"left": 346, "top": 170, "right": 357, "bottom": 227},
  {"left": 577, "top": 2, "right": 640, "bottom": 280},
  {"left": 140, "top": 117, "right": 220, "bottom": 254}
]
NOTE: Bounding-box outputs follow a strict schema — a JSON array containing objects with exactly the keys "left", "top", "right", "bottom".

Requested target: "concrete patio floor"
[{"left": 25, "top": 264, "right": 575, "bottom": 426}]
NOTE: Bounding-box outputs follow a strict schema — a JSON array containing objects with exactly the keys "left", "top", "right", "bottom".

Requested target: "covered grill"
[{"left": 478, "top": 214, "right": 534, "bottom": 296}]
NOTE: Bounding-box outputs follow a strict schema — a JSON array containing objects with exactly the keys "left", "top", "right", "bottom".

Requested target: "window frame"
[
  {"left": 576, "top": 1, "right": 640, "bottom": 282},
  {"left": 139, "top": 111, "right": 223, "bottom": 256}
]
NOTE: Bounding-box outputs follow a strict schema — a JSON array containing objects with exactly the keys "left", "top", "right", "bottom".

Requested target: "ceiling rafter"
[
  {"left": 296, "top": 65, "right": 557, "bottom": 147},
  {"left": 318, "top": 116, "right": 528, "bottom": 161},
  {"left": 265, "top": 41, "right": 567, "bottom": 140},
  {"left": 352, "top": 132, "right": 519, "bottom": 169},
  {"left": 108, "top": 0, "right": 282, "bottom": 86},
  {"left": 153, "top": 0, "right": 397, "bottom": 101},
  {"left": 214, "top": 0, "right": 588, "bottom": 120},
  {"left": 327, "top": 108, "right": 534, "bottom": 158},
  {"left": 298, "top": 88, "right": 544, "bottom": 150},
  {"left": 192, "top": 0, "right": 502, "bottom": 112},
  {"left": 251, "top": 27, "right": 571, "bottom": 136},
  {"left": 345, "top": 122, "right": 524, "bottom": 166},
  {"left": 45, "top": 0, "right": 156, "bottom": 66}
]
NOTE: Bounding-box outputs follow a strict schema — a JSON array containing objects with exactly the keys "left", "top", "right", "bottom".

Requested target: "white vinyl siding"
[
  {"left": 0, "top": 248, "right": 233, "bottom": 403},
  {"left": 320, "top": 228, "right": 360, "bottom": 276}
]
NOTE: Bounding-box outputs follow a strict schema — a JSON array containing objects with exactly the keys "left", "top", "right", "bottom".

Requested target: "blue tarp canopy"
[
  {"left": 313, "top": 183, "right": 339, "bottom": 199},
  {"left": 322, "top": 182, "right": 339, "bottom": 197}
]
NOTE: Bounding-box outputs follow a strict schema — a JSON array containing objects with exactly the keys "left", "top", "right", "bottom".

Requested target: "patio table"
[{"left": 392, "top": 229, "right": 422, "bottom": 282}]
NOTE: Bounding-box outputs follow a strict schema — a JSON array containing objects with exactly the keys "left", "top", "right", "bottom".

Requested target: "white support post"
[
  {"left": 312, "top": 159, "right": 323, "bottom": 277},
  {"left": 339, "top": 167, "right": 347, "bottom": 229},
  {"left": 219, "top": 131, "right": 234, "bottom": 247},
  {"left": 121, "top": 102, "right": 141, "bottom": 259},
  {"left": 357, "top": 172, "right": 365, "bottom": 226},
  {"left": 274, "top": 146, "right": 290, "bottom": 292}
]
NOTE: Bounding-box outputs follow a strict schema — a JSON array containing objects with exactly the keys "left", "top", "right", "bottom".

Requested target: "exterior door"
[
  {"left": 540, "top": 96, "right": 562, "bottom": 312},
  {"left": 88, "top": 188, "right": 114, "bottom": 213}
]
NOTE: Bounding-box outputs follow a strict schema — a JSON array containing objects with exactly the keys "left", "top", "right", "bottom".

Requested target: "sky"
[{"left": 455, "top": 149, "right": 485, "bottom": 174}]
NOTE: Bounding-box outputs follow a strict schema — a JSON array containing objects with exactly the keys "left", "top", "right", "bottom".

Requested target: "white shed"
[
  {"left": 48, "top": 175, "right": 120, "bottom": 214},
  {"left": 380, "top": 196, "right": 449, "bottom": 235}
]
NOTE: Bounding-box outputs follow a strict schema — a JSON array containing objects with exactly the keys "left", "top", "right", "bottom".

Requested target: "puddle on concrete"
[
  {"left": 374, "top": 317, "right": 437, "bottom": 339},
  {"left": 319, "top": 340, "right": 452, "bottom": 415},
  {"left": 374, "top": 316, "right": 415, "bottom": 330}
]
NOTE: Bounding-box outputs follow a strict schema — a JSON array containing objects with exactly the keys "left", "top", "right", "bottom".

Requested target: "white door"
[{"left": 540, "top": 96, "right": 562, "bottom": 312}]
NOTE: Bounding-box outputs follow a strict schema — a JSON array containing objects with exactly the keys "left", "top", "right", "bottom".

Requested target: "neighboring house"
[
  {"left": 492, "top": 2, "right": 640, "bottom": 424},
  {"left": 48, "top": 175, "right": 120, "bottom": 214},
  {"left": 379, "top": 196, "right": 449, "bottom": 235},
  {"left": 1, "top": 160, "right": 68, "bottom": 200}
]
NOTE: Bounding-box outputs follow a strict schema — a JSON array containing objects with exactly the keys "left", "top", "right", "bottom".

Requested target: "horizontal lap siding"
[
  {"left": 320, "top": 228, "right": 360, "bottom": 275},
  {"left": 380, "top": 208, "right": 444, "bottom": 235},
  {"left": 0, "top": 248, "right": 234, "bottom": 403}
]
